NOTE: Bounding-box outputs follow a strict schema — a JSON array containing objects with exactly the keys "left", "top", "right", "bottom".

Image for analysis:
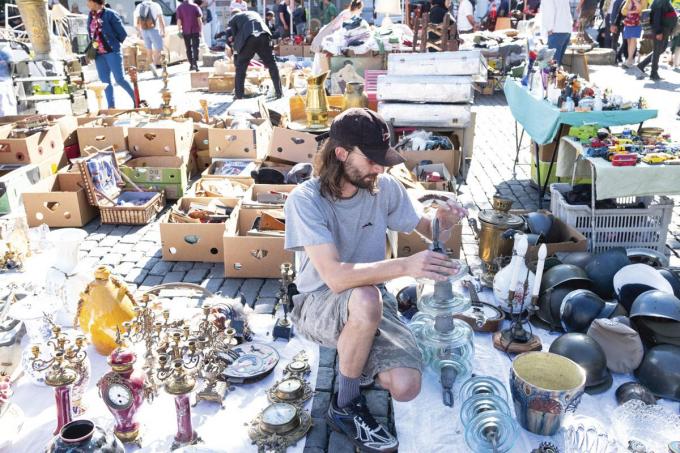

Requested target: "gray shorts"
[{"left": 290, "top": 286, "right": 423, "bottom": 379}]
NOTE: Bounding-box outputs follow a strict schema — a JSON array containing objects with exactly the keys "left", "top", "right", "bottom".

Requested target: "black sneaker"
[{"left": 327, "top": 394, "right": 398, "bottom": 453}]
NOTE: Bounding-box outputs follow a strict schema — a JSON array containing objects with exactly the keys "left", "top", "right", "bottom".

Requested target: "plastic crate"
[{"left": 550, "top": 183, "right": 674, "bottom": 255}]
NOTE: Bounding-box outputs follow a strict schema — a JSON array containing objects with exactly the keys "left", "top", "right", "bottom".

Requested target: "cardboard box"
[
  {"left": 413, "top": 162, "right": 453, "bottom": 191},
  {"left": 223, "top": 207, "right": 294, "bottom": 278},
  {"left": 23, "top": 173, "right": 98, "bottom": 227},
  {"left": 0, "top": 115, "right": 78, "bottom": 147},
  {"left": 208, "top": 74, "right": 235, "bottom": 93},
  {"left": 399, "top": 140, "right": 462, "bottom": 177},
  {"left": 511, "top": 210, "right": 588, "bottom": 261},
  {"left": 190, "top": 177, "right": 253, "bottom": 198},
  {"left": 194, "top": 127, "right": 212, "bottom": 151},
  {"left": 277, "top": 44, "right": 309, "bottom": 57},
  {"left": 203, "top": 158, "right": 259, "bottom": 180},
  {"left": 0, "top": 123, "right": 64, "bottom": 164},
  {"left": 196, "top": 149, "right": 212, "bottom": 172},
  {"left": 191, "top": 71, "right": 211, "bottom": 89},
  {"left": 268, "top": 127, "right": 318, "bottom": 164},
  {"left": 208, "top": 118, "right": 271, "bottom": 160},
  {"left": 120, "top": 155, "right": 194, "bottom": 200},
  {"left": 160, "top": 197, "right": 239, "bottom": 262},
  {"left": 243, "top": 184, "right": 296, "bottom": 208},
  {"left": 77, "top": 117, "right": 130, "bottom": 154},
  {"left": 0, "top": 164, "right": 41, "bottom": 215},
  {"left": 127, "top": 119, "right": 194, "bottom": 157}
]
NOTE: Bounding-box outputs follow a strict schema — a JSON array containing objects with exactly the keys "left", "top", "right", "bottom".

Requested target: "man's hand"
[
  {"left": 403, "top": 250, "right": 462, "bottom": 281},
  {"left": 435, "top": 199, "right": 467, "bottom": 233},
  {"left": 611, "top": 25, "right": 618, "bottom": 33}
]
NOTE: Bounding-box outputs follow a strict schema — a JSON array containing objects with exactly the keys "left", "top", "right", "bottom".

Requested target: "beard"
[{"left": 343, "top": 161, "right": 379, "bottom": 190}]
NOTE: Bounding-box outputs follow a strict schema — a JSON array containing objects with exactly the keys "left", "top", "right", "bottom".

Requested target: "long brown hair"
[{"left": 314, "top": 137, "right": 351, "bottom": 200}]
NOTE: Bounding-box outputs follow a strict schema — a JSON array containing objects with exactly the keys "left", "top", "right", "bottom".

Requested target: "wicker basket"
[
  {"left": 550, "top": 183, "right": 673, "bottom": 255},
  {"left": 78, "top": 150, "right": 165, "bottom": 225}
]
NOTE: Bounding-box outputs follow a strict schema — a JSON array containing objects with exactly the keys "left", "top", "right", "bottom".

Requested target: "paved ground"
[{"left": 75, "top": 55, "right": 680, "bottom": 452}]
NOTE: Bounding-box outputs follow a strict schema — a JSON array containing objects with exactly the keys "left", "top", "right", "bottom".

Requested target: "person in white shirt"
[
  {"left": 457, "top": 0, "right": 476, "bottom": 32},
  {"left": 134, "top": 0, "right": 166, "bottom": 76},
  {"left": 540, "top": 0, "right": 573, "bottom": 64}
]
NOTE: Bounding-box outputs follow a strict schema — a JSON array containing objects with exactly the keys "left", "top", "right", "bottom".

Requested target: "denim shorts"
[
  {"left": 142, "top": 28, "right": 164, "bottom": 50},
  {"left": 623, "top": 25, "right": 642, "bottom": 39},
  {"left": 290, "top": 285, "right": 423, "bottom": 379}
]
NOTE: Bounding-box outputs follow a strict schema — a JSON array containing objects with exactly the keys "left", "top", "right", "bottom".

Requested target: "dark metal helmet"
[
  {"left": 615, "top": 382, "right": 657, "bottom": 406},
  {"left": 614, "top": 264, "right": 674, "bottom": 312},
  {"left": 585, "top": 248, "right": 631, "bottom": 299},
  {"left": 526, "top": 212, "right": 553, "bottom": 237},
  {"left": 626, "top": 248, "right": 668, "bottom": 268},
  {"left": 534, "top": 284, "right": 581, "bottom": 332},
  {"left": 632, "top": 318, "right": 680, "bottom": 347},
  {"left": 635, "top": 344, "right": 680, "bottom": 401},
  {"left": 559, "top": 289, "right": 605, "bottom": 333},
  {"left": 658, "top": 268, "right": 680, "bottom": 299},
  {"left": 541, "top": 264, "right": 592, "bottom": 294},
  {"left": 630, "top": 290, "right": 680, "bottom": 322},
  {"left": 548, "top": 333, "right": 612, "bottom": 394},
  {"left": 559, "top": 251, "right": 593, "bottom": 270}
]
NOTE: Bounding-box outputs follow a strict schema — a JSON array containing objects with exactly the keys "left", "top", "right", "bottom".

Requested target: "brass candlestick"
[
  {"left": 30, "top": 324, "right": 88, "bottom": 434},
  {"left": 160, "top": 53, "right": 174, "bottom": 118},
  {"left": 199, "top": 99, "right": 210, "bottom": 124},
  {"left": 273, "top": 263, "right": 295, "bottom": 341}
]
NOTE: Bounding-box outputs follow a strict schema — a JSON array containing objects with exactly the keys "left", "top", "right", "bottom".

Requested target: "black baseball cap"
[{"left": 328, "top": 108, "right": 405, "bottom": 167}]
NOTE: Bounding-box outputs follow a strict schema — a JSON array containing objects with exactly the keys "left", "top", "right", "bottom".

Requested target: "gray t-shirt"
[{"left": 284, "top": 174, "right": 422, "bottom": 293}]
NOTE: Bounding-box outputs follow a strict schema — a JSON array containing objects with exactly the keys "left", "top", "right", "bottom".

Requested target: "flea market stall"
[{"left": 2, "top": 3, "right": 680, "bottom": 452}]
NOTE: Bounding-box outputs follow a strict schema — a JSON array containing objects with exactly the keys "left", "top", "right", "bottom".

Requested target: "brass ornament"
[{"left": 248, "top": 403, "right": 312, "bottom": 453}]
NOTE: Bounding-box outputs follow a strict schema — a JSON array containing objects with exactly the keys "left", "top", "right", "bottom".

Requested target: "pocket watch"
[{"left": 248, "top": 402, "right": 312, "bottom": 452}]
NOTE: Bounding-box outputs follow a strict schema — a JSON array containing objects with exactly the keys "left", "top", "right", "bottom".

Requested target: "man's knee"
[
  {"left": 386, "top": 369, "right": 421, "bottom": 402},
  {"left": 348, "top": 286, "right": 382, "bottom": 326}
]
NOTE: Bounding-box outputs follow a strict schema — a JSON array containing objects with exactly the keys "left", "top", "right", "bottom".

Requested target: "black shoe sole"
[{"left": 325, "top": 414, "right": 398, "bottom": 453}]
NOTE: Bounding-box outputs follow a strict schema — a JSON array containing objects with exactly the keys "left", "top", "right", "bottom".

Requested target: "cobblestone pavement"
[{"left": 81, "top": 59, "right": 680, "bottom": 452}]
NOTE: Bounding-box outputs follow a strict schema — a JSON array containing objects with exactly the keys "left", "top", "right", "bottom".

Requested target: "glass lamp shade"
[{"left": 375, "top": 0, "right": 401, "bottom": 14}]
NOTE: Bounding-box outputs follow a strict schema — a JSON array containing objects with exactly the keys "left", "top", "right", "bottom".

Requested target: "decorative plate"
[{"left": 223, "top": 343, "right": 279, "bottom": 382}]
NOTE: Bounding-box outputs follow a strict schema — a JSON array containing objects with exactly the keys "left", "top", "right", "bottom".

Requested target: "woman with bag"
[
  {"left": 87, "top": 0, "right": 135, "bottom": 108},
  {"left": 621, "top": 0, "right": 648, "bottom": 67}
]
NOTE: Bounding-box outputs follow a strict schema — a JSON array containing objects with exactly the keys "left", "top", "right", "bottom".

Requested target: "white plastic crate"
[{"left": 550, "top": 183, "right": 674, "bottom": 255}]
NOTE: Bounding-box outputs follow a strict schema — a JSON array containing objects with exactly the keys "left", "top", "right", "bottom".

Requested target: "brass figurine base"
[
  {"left": 193, "top": 380, "right": 228, "bottom": 408},
  {"left": 272, "top": 318, "right": 294, "bottom": 342},
  {"left": 115, "top": 428, "right": 142, "bottom": 447},
  {"left": 492, "top": 330, "right": 542, "bottom": 354}
]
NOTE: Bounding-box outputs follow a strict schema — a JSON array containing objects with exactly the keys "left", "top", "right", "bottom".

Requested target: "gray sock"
[{"left": 337, "top": 372, "right": 361, "bottom": 408}]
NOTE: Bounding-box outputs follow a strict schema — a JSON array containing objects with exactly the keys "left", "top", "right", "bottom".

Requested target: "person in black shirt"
[
  {"left": 276, "top": 0, "right": 291, "bottom": 37},
  {"left": 224, "top": 10, "right": 283, "bottom": 99},
  {"left": 429, "top": 0, "right": 449, "bottom": 23}
]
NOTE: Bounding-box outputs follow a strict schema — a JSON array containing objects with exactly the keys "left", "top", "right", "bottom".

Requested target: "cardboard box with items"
[
  {"left": 223, "top": 207, "right": 294, "bottom": 278},
  {"left": 77, "top": 150, "right": 165, "bottom": 225},
  {"left": 0, "top": 119, "right": 64, "bottom": 165},
  {"left": 127, "top": 118, "right": 194, "bottom": 158},
  {"left": 394, "top": 190, "right": 463, "bottom": 258},
  {"left": 120, "top": 155, "right": 194, "bottom": 200},
  {"left": 413, "top": 162, "right": 454, "bottom": 192},
  {"left": 396, "top": 130, "right": 462, "bottom": 178},
  {"left": 243, "top": 184, "right": 296, "bottom": 208},
  {"left": 203, "top": 158, "right": 259, "bottom": 180},
  {"left": 189, "top": 177, "right": 252, "bottom": 199},
  {"left": 0, "top": 115, "right": 78, "bottom": 148},
  {"left": 208, "top": 116, "right": 272, "bottom": 161},
  {"left": 22, "top": 173, "right": 98, "bottom": 228},
  {"left": 76, "top": 117, "right": 131, "bottom": 154},
  {"left": 160, "top": 197, "right": 239, "bottom": 262},
  {"left": 510, "top": 210, "right": 587, "bottom": 261}
]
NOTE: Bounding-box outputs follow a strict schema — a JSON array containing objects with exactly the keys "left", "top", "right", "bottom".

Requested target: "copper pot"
[{"left": 469, "top": 195, "right": 524, "bottom": 286}]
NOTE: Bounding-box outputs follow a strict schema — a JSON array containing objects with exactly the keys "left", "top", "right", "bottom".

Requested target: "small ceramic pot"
[
  {"left": 46, "top": 419, "right": 124, "bottom": 453},
  {"left": 509, "top": 351, "right": 586, "bottom": 436}
]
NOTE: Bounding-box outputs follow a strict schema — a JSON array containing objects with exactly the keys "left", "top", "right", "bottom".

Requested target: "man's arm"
[{"left": 304, "top": 243, "right": 457, "bottom": 294}]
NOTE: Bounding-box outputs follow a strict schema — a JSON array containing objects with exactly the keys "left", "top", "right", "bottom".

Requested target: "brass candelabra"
[{"left": 30, "top": 324, "right": 88, "bottom": 434}]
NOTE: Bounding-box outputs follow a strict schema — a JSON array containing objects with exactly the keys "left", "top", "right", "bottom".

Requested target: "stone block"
[
  {"left": 141, "top": 274, "right": 163, "bottom": 288},
  {"left": 364, "top": 390, "right": 389, "bottom": 417},
  {"left": 172, "top": 262, "right": 195, "bottom": 272},
  {"left": 328, "top": 432, "right": 356, "bottom": 453},
  {"left": 311, "top": 391, "right": 331, "bottom": 418},
  {"left": 184, "top": 268, "right": 208, "bottom": 284},
  {"left": 149, "top": 261, "right": 174, "bottom": 276},
  {"left": 318, "top": 347, "right": 337, "bottom": 368},
  {"left": 162, "top": 271, "right": 186, "bottom": 284},
  {"left": 219, "top": 279, "right": 243, "bottom": 298},
  {"left": 305, "top": 418, "right": 329, "bottom": 449},
  {"left": 315, "top": 367, "right": 335, "bottom": 392},
  {"left": 201, "top": 278, "right": 224, "bottom": 293},
  {"left": 125, "top": 268, "right": 148, "bottom": 286}
]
